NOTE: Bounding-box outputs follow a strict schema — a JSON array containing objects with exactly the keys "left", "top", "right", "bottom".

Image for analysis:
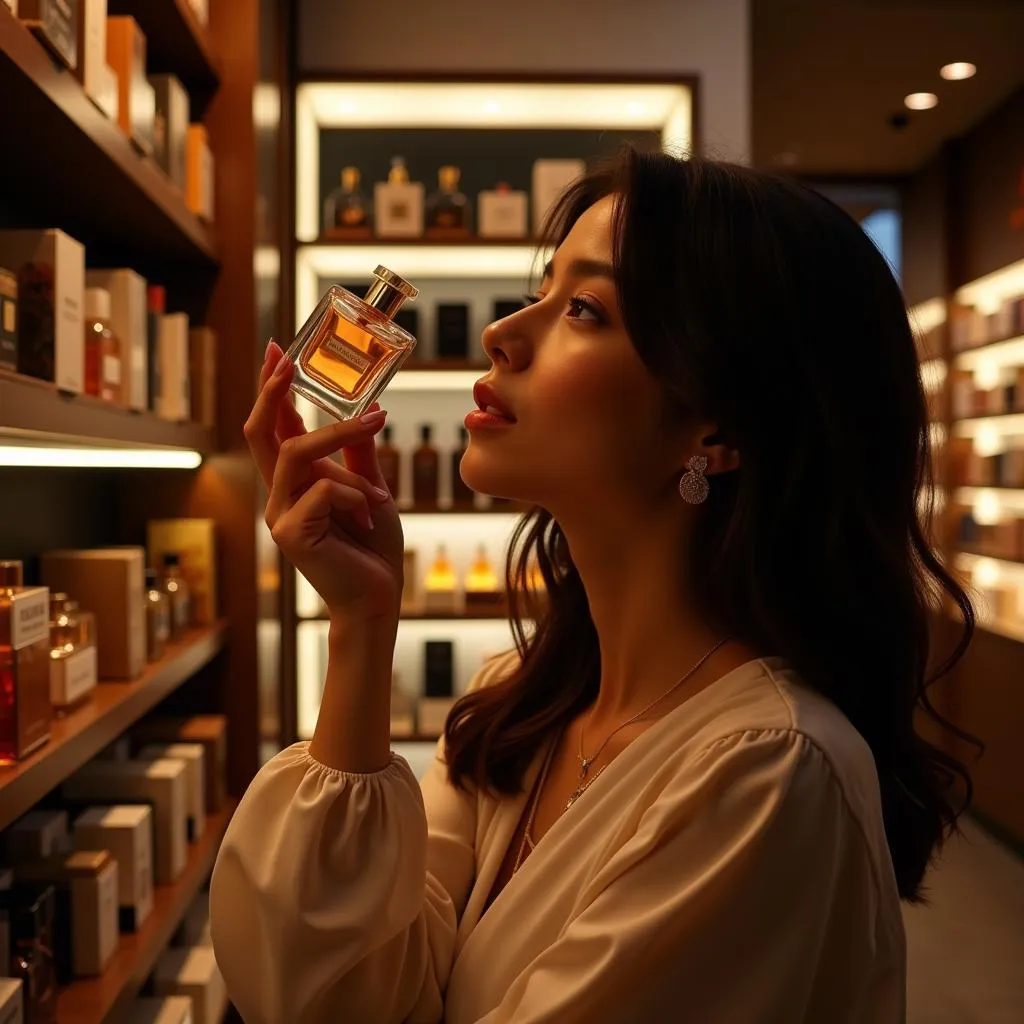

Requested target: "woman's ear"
[{"left": 696, "top": 428, "right": 740, "bottom": 476}]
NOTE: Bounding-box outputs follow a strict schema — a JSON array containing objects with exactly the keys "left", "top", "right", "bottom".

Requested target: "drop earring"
[{"left": 679, "top": 455, "right": 709, "bottom": 505}]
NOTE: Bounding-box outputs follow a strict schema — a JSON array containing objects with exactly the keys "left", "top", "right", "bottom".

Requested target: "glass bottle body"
[
  {"left": 426, "top": 166, "right": 469, "bottom": 234},
  {"left": 412, "top": 426, "right": 439, "bottom": 507},
  {"left": 145, "top": 571, "right": 170, "bottom": 662},
  {"left": 48, "top": 595, "right": 95, "bottom": 717},
  {"left": 84, "top": 317, "right": 122, "bottom": 404},
  {"left": 285, "top": 285, "right": 417, "bottom": 422},
  {"left": 161, "top": 560, "right": 191, "bottom": 641},
  {"left": 324, "top": 167, "right": 370, "bottom": 234}
]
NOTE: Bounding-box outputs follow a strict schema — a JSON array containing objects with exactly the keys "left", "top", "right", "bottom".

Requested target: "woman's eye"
[{"left": 567, "top": 297, "right": 603, "bottom": 323}]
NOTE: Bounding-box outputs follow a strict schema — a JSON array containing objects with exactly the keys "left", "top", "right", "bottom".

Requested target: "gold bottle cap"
[
  {"left": 341, "top": 166, "right": 360, "bottom": 190},
  {"left": 439, "top": 165, "right": 461, "bottom": 191},
  {"left": 0, "top": 560, "right": 23, "bottom": 587},
  {"left": 388, "top": 157, "right": 410, "bottom": 185},
  {"left": 363, "top": 265, "right": 420, "bottom": 320}
]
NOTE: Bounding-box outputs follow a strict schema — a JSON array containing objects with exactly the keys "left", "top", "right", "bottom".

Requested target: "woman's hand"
[{"left": 245, "top": 342, "right": 405, "bottom": 625}]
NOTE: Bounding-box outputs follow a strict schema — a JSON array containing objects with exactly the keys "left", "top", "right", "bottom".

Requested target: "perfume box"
[
  {"left": 417, "top": 697, "right": 456, "bottom": 737},
  {"left": 493, "top": 298, "right": 524, "bottom": 323},
  {"left": 107, "top": 16, "right": 155, "bottom": 155},
  {"left": 478, "top": 186, "right": 529, "bottom": 239},
  {"left": 63, "top": 758, "right": 188, "bottom": 885},
  {"left": 147, "top": 519, "right": 218, "bottom": 626},
  {"left": 51, "top": 641, "right": 97, "bottom": 710},
  {"left": 95, "top": 60, "right": 118, "bottom": 122},
  {"left": 85, "top": 268, "right": 147, "bottom": 411},
  {"left": 150, "top": 75, "right": 190, "bottom": 192},
  {"left": 156, "top": 312, "right": 191, "bottom": 422},
  {"left": 0, "top": 582, "right": 52, "bottom": 760},
  {"left": 173, "top": 890, "right": 211, "bottom": 948},
  {"left": 42, "top": 548, "right": 146, "bottom": 680},
  {"left": 186, "top": 124, "right": 215, "bottom": 222},
  {"left": 0, "top": 979, "right": 20, "bottom": 1024},
  {"left": 424, "top": 640, "right": 454, "bottom": 698},
  {"left": 133, "top": 715, "right": 227, "bottom": 812},
  {"left": 3, "top": 810, "right": 69, "bottom": 863},
  {"left": 422, "top": 586, "right": 458, "bottom": 615},
  {"left": 189, "top": 326, "right": 216, "bottom": 429},
  {"left": 73, "top": 804, "right": 153, "bottom": 931},
  {"left": 14, "top": 850, "right": 118, "bottom": 979},
  {"left": 18, "top": 0, "right": 78, "bottom": 70},
  {"left": 0, "top": 229, "right": 84, "bottom": 393},
  {"left": 74, "top": 0, "right": 106, "bottom": 105},
  {"left": 136, "top": 743, "right": 206, "bottom": 841},
  {"left": 374, "top": 177, "right": 424, "bottom": 239},
  {"left": 125, "top": 997, "right": 194, "bottom": 1024},
  {"left": 435, "top": 303, "right": 469, "bottom": 360},
  {"left": 532, "top": 159, "right": 585, "bottom": 237},
  {"left": 153, "top": 946, "right": 227, "bottom": 1024},
  {"left": 0, "top": 266, "right": 16, "bottom": 371},
  {"left": 147, "top": 285, "right": 164, "bottom": 412}
]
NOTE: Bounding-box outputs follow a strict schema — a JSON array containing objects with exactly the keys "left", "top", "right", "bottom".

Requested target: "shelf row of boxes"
[
  {"left": 951, "top": 294, "right": 1024, "bottom": 352},
  {"left": 949, "top": 438, "right": 1024, "bottom": 488},
  {"left": 953, "top": 506, "right": 1024, "bottom": 563},
  {"left": 950, "top": 368, "right": 1024, "bottom": 419}
]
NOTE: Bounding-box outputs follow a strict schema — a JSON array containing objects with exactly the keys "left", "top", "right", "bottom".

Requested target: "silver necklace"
[{"left": 512, "top": 636, "right": 731, "bottom": 875}]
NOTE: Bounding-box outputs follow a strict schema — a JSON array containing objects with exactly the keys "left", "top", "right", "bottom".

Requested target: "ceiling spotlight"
[
  {"left": 904, "top": 92, "right": 938, "bottom": 111},
  {"left": 940, "top": 62, "right": 976, "bottom": 81}
]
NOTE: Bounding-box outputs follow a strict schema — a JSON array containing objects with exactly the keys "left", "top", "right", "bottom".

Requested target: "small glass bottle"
[
  {"left": 145, "top": 568, "right": 171, "bottom": 661},
  {"left": 284, "top": 266, "right": 419, "bottom": 423},
  {"left": 323, "top": 166, "right": 371, "bottom": 235},
  {"left": 451, "top": 426, "right": 475, "bottom": 509},
  {"left": 376, "top": 424, "right": 401, "bottom": 500},
  {"left": 160, "top": 554, "right": 191, "bottom": 641},
  {"left": 8, "top": 884, "right": 58, "bottom": 1023},
  {"left": 83, "top": 287, "right": 122, "bottom": 404},
  {"left": 48, "top": 593, "right": 94, "bottom": 716},
  {"left": 412, "top": 424, "right": 439, "bottom": 507},
  {"left": 425, "top": 165, "right": 469, "bottom": 235}
]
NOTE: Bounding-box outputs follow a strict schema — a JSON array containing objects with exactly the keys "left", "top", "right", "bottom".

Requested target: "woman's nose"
[{"left": 481, "top": 315, "right": 532, "bottom": 370}]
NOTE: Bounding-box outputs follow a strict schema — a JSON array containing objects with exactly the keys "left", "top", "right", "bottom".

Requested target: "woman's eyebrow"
[{"left": 542, "top": 257, "right": 616, "bottom": 281}]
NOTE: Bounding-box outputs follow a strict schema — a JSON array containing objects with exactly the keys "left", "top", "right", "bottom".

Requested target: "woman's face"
[{"left": 460, "top": 194, "right": 687, "bottom": 514}]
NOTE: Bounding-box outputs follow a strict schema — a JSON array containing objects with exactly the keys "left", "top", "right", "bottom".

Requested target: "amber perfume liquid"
[
  {"left": 413, "top": 424, "right": 439, "bottom": 507},
  {"left": 286, "top": 267, "right": 419, "bottom": 422}
]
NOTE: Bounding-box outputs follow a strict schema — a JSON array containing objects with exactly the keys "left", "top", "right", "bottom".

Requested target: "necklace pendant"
[{"left": 579, "top": 757, "right": 591, "bottom": 780}]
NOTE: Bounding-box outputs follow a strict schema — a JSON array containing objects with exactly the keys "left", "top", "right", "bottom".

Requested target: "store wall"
[
  {"left": 901, "top": 147, "right": 950, "bottom": 308},
  {"left": 296, "top": 0, "right": 751, "bottom": 164}
]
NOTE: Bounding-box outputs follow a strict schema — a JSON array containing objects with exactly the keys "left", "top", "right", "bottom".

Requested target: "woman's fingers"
[
  {"left": 244, "top": 345, "right": 297, "bottom": 490},
  {"left": 268, "top": 477, "right": 376, "bottom": 551}
]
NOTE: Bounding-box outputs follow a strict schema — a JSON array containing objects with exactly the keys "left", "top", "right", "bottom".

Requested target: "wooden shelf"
[
  {"left": 0, "top": 624, "right": 226, "bottom": 831},
  {"left": 0, "top": 370, "right": 216, "bottom": 451},
  {"left": 959, "top": 548, "right": 1024, "bottom": 567},
  {"left": 107, "top": 0, "right": 220, "bottom": 118},
  {"left": 953, "top": 410, "right": 1024, "bottom": 424},
  {"left": 952, "top": 332, "right": 1024, "bottom": 356},
  {"left": 308, "top": 237, "right": 542, "bottom": 248},
  {"left": 301, "top": 608, "right": 513, "bottom": 622},
  {"left": 0, "top": 7, "right": 218, "bottom": 272},
  {"left": 55, "top": 800, "right": 236, "bottom": 1024}
]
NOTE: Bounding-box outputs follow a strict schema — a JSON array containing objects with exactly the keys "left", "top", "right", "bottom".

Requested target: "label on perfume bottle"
[
  {"left": 51, "top": 644, "right": 97, "bottom": 706},
  {"left": 12, "top": 589, "right": 49, "bottom": 649},
  {"left": 103, "top": 354, "right": 121, "bottom": 385},
  {"left": 322, "top": 334, "right": 372, "bottom": 375}
]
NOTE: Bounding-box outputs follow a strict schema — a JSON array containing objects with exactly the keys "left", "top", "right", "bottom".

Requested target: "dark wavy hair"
[{"left": 441, "top": 145, "right": 982, "bottom": 904}]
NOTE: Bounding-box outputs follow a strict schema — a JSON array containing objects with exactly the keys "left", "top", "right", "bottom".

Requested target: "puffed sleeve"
[
  {"left": 209, "top": 649, "right": 519, "bottom": 1024},
  {"left": 474, "top": 728, "right": 905, "bottom": 1024}
]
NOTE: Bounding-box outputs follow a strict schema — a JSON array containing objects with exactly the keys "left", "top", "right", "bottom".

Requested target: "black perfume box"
[
  {"left": 436, "top": 303, "right": 469, "bottom": 359},
  {"left": 424, "top": 640, "right": 454, "bottom": 699},
  {"left": 0, "top": 267, "right": 16, "bottom": 371},
  {"left": 493, "top": 298, "right": 524, "bottom": 322},
  {"left": 18, "top": 0, "right": 79, "bottom": 71}
]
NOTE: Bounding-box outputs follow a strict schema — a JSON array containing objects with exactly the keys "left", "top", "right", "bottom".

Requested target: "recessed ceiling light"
[
  {"left": 905, "top": 92, "right": 938, "bottom": 111},
  {"left": 940, "top": 62, "right": 976, "bottom": 81}
]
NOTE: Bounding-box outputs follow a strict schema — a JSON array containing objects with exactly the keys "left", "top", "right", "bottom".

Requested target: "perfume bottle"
[
  {"left": 373, "top": 157, "right": 425, "bottom": 239},
  {"left": 285, "top": 267, "right": 419, "bottom": 423},
  {"left": 160, "top": 553, "right": 191, "bottom": 641},
  {"left": 145, "top": 568, "right": 171, "bottom": 661},
  {"left": 464, "top": 544, "right": 503, "bottom": 610},
  {"left": 413, "top": 424, "right": 439, "bottom": 507},
  {"left": 0, "top": 560, "right": 52, "bottom": 764},
  {"left": 451, "top": 426, "right": 475, "bottom": 508},
  {"left": 6, "top": 884, "right": 58, "bottom": 1024},
  {"left": 425, "top": 165, "right": 470, "bottom": 237},
  {"left": 376, "top": 424, "right": 401, "bottom": 500},
  {"left": 48, "top": 593, "right": 96, "bottom": 716},
  {"left": 423, "top": 544, "right": 458, "bottom": 614},
  {"left": 323, "top": 166, "right": 371, "bottom": 236},
  {"left": 84, "top": 288, "right": 122, "bottom": 404}
]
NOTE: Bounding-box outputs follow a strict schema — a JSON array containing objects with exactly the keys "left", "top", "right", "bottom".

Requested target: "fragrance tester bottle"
[
  {"left": 323, "top": 166, "right": 372, "bottom": 238},
  {"left": 284, "top": 266, "right": 419, "bottom": 422}
]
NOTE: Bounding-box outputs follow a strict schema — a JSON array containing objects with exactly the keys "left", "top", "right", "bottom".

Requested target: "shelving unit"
[{"left": 54, "top": 801, "right": 236, "bottom": 1024}]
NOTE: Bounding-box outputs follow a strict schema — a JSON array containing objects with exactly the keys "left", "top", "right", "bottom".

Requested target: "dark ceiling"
[{"left": 752, "top": 0, "right": 1024, "bottom": 177}]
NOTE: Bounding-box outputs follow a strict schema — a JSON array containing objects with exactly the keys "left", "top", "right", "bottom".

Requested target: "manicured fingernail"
[
  {"left": 371, "top": 486, "right": 389, "bottom": 502},
  {"left": 272, "top": 354, "right": 291, "bottom": 378},
  {"left": 359, "top": 409, "right": 387, "bottom": 426},
  {"left": 264, "top": 340, "right": 274, "bottom": 360}
]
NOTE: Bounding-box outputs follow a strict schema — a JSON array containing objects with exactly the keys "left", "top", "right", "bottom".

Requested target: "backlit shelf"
[{"left": 954, "top": 334, "right": 1024, "bottom": 372}]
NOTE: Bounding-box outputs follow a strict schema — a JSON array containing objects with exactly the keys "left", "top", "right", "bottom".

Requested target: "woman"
[{"left": 210, "top": 147, "right": 980, "bottom": 1023}]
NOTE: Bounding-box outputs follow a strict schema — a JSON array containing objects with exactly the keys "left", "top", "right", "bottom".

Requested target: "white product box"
[
  {"left": 531, "top": 159, "right": 585, "bottom": 237},
  {"left": 0, "top": 229, "right": 84, "bottom": 393},
  {"left": 69, "top": 851, "right": 119, "bottom": 975},
  {"left": 374, "top": 178, "right": 424, "bottom": 239},
  {"left": 124, "top": 997, "right": 193, "bottom": 1024},
  {"left": 0, "top": 978, "right": 22, "bottom": 1024},
  {"left": 3, "top": 809, "right": 70, "bottom": 862},
  {"left": 76, "top": 0, "right": 108, "bottom": 105},
  {"left": 96, "top": 62, "right": 119, "bottom": 121},
  {"left": 157, "top": 312, "right": 191, "bottom": 422},
  {"left": 153, "top": 947, "right": 226, "bottom": 1024},
  {"left": 63, "top": 759, "right": 188, "bottom": 885},
  {"left": 86, "top": 268, "right": 148, "bottom": 411},
  {"left": 137, "top": 744, "right": 206, "bottom": 841},
  {"left": 74, "top": 804, "right": 154, "bottom": 931},
  {"left": 477, "top": 187, "right": 529, "bottom": 239}
]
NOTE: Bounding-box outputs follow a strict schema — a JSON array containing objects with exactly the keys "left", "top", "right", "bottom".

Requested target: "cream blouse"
[{"left": 209, "top": 654, "right": 907, "bottom": 1023}]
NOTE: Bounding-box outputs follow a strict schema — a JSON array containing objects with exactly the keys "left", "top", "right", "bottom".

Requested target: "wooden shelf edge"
[
  {"left": 0, "top": 623, "right": 227, "bottom": 831},
  {"left": 55, "top": 800, "right": 237, "bottom": 1023},
  {"left": 0, "top": 371, "right": 216, "bottom": 452},
  {"left": 302, "top": 238, "right": 544, "bottom": 248}
]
